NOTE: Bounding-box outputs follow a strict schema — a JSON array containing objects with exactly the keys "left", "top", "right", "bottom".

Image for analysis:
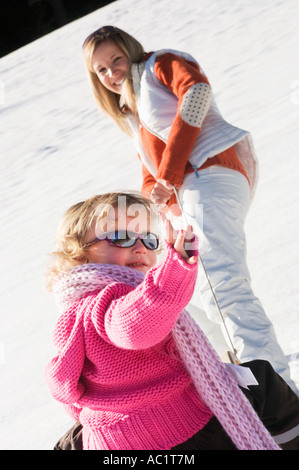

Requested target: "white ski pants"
[{"left": 173, "top": 166, "right": 294, "bottom": 388}]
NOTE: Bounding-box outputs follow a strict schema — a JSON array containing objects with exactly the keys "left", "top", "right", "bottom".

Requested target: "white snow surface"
[{"left": 1, "top": 0, "right": 298, "bottom": 450}]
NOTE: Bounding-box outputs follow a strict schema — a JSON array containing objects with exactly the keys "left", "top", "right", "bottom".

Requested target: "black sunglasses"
[
  {"left": 82, "top": 25, "right": 119, "bottom": 49},
  {"left": 83, "top": 230, "right": 159, "bottom": 251}
]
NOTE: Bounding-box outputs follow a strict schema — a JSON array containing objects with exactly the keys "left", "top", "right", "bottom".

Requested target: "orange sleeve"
[
  {"left": 154, "top": 53, "right": 212, "bottom": 187},
  {"left": 137, "top": 154, "right": 156, "bottom": 198}
]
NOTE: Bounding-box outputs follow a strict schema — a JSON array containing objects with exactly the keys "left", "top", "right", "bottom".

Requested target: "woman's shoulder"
[{"left": 147, "top": 49, "right": 198, "bottom": 65}]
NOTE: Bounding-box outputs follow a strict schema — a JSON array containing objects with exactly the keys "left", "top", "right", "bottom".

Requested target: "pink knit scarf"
[{"left": 53, "top": 262, "right": 280, "bottom": 450}]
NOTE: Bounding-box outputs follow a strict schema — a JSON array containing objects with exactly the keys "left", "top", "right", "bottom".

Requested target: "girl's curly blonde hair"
[{"left": 45, "top": 192, "right": 158, "bottom": 291}]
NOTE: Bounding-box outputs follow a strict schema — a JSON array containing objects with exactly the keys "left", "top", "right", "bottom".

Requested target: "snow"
[{"left": 1, "top": 0, "right": 298, "bottom": 450}]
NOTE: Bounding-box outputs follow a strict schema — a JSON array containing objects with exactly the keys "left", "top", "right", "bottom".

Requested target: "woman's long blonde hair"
[
  {"left": 83, "top": 26, "right": 145, "bottom": 135},
  {"left": 45, "top": 192, "right": 157, "bottom": 291}
]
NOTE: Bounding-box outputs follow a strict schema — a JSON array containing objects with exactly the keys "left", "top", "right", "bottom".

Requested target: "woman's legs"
[{"left": 178, "top": 167, "right": 294, "bottom": 389}]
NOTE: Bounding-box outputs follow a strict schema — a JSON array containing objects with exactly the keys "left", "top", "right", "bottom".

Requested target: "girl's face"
[
  {"left": 83, "top": 209, "right": 157, "bottom": 274},
  {"left": 91, "top": 39, "right": 130, "bottom": 95}
]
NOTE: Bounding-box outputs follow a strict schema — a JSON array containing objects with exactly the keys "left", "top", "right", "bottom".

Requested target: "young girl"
[
  {"left": 81, "top": 26, "right": 293, "bottom": 388},
  {"left": 45, "top": 192, "right": 299, "bottom": 450}
]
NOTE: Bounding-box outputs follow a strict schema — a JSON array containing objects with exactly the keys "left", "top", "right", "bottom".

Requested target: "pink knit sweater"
[{"left": 46, "top": 244, "right": 213, "bottom": 450}]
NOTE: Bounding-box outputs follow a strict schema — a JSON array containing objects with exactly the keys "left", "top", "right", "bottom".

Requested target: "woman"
[{"left": 81, "top": 25, "right": 294, "bottom": 389}]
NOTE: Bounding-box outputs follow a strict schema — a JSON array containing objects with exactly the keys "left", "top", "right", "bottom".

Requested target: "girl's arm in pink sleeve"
[{"left": 91, "top": 243, "right": 198, "bottom": 350}]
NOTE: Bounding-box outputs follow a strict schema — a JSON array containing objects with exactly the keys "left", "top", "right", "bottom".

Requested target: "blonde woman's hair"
[
  {"left": 82, "top": 26, "right": 145, "bottom": 135},
  {"left": 45, "top": 192, "right": 158, "bottom": 291}
]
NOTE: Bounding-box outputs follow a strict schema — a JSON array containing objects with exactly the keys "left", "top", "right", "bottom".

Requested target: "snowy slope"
[{"left": 0, "top": 0, "right": 298, "bottom": 450}]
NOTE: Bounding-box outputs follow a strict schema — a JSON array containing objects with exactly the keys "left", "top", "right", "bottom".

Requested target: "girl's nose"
[{"left": 132, "top": 239, "right": 146, "bottom": 253}]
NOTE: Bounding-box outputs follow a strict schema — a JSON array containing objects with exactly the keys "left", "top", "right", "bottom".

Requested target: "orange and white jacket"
[{"left": 127, "top": 50, "right": 258, "bottom": 202}]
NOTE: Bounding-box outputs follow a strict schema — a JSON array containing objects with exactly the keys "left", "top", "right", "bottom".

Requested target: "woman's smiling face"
[{"left": 92, "top": 39, "right": 130, "bottom": 94}]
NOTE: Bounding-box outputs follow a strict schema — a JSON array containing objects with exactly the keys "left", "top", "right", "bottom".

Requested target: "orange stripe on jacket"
[{"left": 138, "top": 53, "right": 249, "bottom": 206}]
